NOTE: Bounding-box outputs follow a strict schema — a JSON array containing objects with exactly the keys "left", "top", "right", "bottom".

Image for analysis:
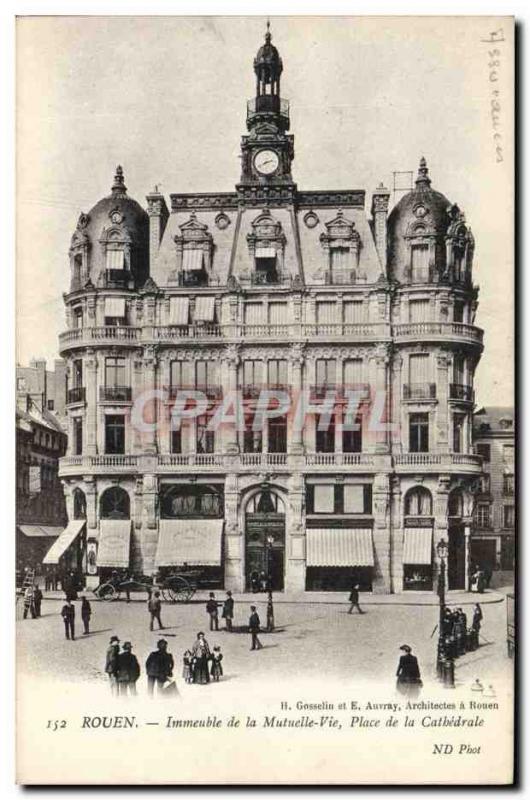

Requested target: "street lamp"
[
  {"left": 436, "top": 538, "right": 450, "bottom": 682},
  {"left": 266, "top": 534, "right": 274, "bottom": 589}
]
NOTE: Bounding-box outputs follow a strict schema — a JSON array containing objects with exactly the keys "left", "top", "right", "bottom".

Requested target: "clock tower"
[{"left": 238, "top": 24, "right": 295, "bottom": 190}]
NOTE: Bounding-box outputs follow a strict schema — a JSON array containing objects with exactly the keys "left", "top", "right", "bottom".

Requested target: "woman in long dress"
[{"left": 191, "top": 632, "right": 211, "bottom": 684}]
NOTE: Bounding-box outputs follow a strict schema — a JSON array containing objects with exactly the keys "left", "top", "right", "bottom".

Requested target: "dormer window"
[
  {"left": 172, "top": 212, "right": 213, "bottom": 287},
  {"left": 247, "top": 210, "right": 286, "bottom": 284},
  {"left": 411, "top": 243, "right": 429, "bottom": 282},
  {"left": 254, "top": 246, "right": 278, "bottom": 282},
  {"left": 319, "top": 211, "right": 360, "bottom": 285},
  {"left": 104, "top": 297, "right": 127, "bottom": 326},
  {"left": 106, "top": 248, "right": 125, "bottom": 271}
]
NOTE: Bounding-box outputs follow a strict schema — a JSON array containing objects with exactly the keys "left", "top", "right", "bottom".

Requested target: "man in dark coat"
[
  {"left": 348, "top": 584, "right": 364, "bottom": 614},
  {"left": 81, "top": 595, "right": 92, "bottom": 634},
  {"left": 472, "top": 603, "right": 483, "bottom": 633},
  {"left": 146, "top": 639, "right": 174, "bottom": 696},
  {"left": 222, "top": 591, "right": 234, "bottom": 631},
  {"left": 116, "top": 641, "right": 140, "bottom": 696},
  {"left": 33, "top": 585, "right": 43, "bottom": 618},
  {"left": 249, "top": 605, "right": 263, "bottom": 651},
  {"left": 105, "top": 635, "right": 120, "bottom": 695},
  {"left": 148, "top": 590, "right": 164, "bottom": 631},
  {"left": 396, "top": 644, "right": 422, "bottom": 696},
  {"left": 61, "top": 599, "right": 75, "bottom": 640},
  {"left": 206, "top": 592, "right": 219, "bottom": 631}
]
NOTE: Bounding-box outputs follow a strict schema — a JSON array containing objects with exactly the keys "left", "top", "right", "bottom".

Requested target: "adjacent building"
[
  {"left": 472, "top": 406, "right": 515, "bottom": 581},
  {"left": 56, "top": 29, "right": 484, "bottom": 593}
]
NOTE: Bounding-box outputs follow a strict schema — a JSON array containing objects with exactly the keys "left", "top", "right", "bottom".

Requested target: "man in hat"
[
  {"left": 81, "top": 595, "right": 92, "bottom": 634},
  {"left": 249, "top": 605, "right": 263, "bottom": 651},
  {"left": 105, "top": 636, "right": 120, "bottom": 695},
  {"left": 33, "top": 584, "right": 43, "bottom": 618},
  {"left": 61, "top": 598, "right": 76, "bottom": 640},
  {"left": 116, "top": 641, "right": 141, "bottom": 696},
  {"left": 146, "top": 639, "right": 174, "bottom": 696},
  {"left": 396, "top": 644, "right": 422, "bottom": 696},
  {"left": 206, "top": 592, "right": 219, "bottom": 631},
  {"left": 147, "top": 590, "right": 164, "bottom": 631},
  {"left": 222, "top": 590, "right": 234, "bottom": 632},
  {"left": 348, "top": 584, "right": 364, "bottom": 614},
  {"left": 23, "top": 585, "right": 36, "bottom": 619}
]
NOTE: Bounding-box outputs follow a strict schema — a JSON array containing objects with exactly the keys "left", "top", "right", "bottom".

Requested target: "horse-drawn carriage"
[{"left": 93, "top": 569, "right": 204, "bottom": 603}]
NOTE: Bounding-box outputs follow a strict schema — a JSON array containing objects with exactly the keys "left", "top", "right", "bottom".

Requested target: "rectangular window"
[
  {"left": 105, "top": 357, "right": 127, "bottom": 388},
  {"left": 268, "top": 359, "right": 288, "bottom": 387},
  {"left": 243, "top": 413, "right": 262, "bottom": 454},
  {"left": 409, "top": 413, "right": 429, "bottom": 453},
  {"left": 503, "top": 505, "right": 515, "bottom": 528},
  {"left": 170, "top": 360, "right": 187, "bottom": 390},
  {"left": 105, "top": 415, "right": 125, "bottom": 455},
  {"left": 243, "top": 360, "right": 263, "bottom": 389},
  {"left": 73, "top": 417, "right": 83, "bottom": 456},
  {"left": 343, "top": 359, "right": 363, "bottom": 386},
  {"left": 316, "top": 302, "right": 337, "bottom": 325},
  {"left": 195, "top": 360, "right": 218, "bottom": 389},
  {"left": 480, "top": 474, "right": 491, "bottom": 494},
  {"left": 343, "top": 300, "right": 364, "bottom": 324},
  {"left": 106, "top": 249, "right": 125, "bottom": 270},
  {"left": 315, "top": 413, "right": 335, "bottom": 453},
  {"left": 343, "top": 484, "right": 365, "bottom": 514},
  {"left": 343, "top": 414, "right": 362, "bottom": 453},
  {"left": 454, "top": 301, "right": 465, "bottom": 322},
  {"left": 476, "top": 443, "right": 490, "bottom": 462},
  {"left": 330, "top": 247, "right": 350, "bottom": 273},
  {"left": 503, "top": 473, "right": 514, "bottom": 495},
  {"left": 453, "top": 355, "right": 465, "bottom": 385},
  {"left": 196, "top": 415, "right": 214, "bottom": 454},
  {"left": 411, "top": 243, "right": 429, "bottom": 282},
  {"left": 73, "top": 307, "right": 83, "bottom": 328},
  {"left": 316, "top": 359, "right": 336, "bottom": 386},
  {"left": 313, "top": 484, "right": 335, "bottom": 513},
  {"left": 255, "top": 247, "right": 277, "bottom": 276},
  {"left": 47, "top": 399, "right": 54, "bottom": 411},
  {"left": 244, "top": 303, "right": 266, "bottom": 325},
  {"left": 268, "top": 303, "right": 287, "bottom": 325},
  {"left": 409, "top": 354, "right": 430, "bottom": 384},
  {"left": 409, "top": 299, "right": 430, "bottom": 323},
  {"left": 503, "top": 444, "right": 514, "bottom": 464},
  {"left": 268, "top": 416, "right": 287, "bottom": 453},
  {"left": 182, "top": 249, "right": 203, "bottom": 272},
  {"left": 170, "top": 428, "right": 182, "bottom": 454},
  {"left": 73, "top": 359, "right": 83, "bottom": 388},
  {"left": 476, "top": 503, "right": 491, "bottom": 528},
  {"left": 453, "top": 413, "right": 466, "bottom": 453}
]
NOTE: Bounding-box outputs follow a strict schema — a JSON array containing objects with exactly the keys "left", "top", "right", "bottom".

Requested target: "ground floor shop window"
[
  {"left": 501, "top": 536, "right": 515, "bottom": 570},
  {"left": 403, "top": 565, "right": 433, "bottom": 591},
  {"left": 305, "top": 566, "right": 372, "bottom": 592}
]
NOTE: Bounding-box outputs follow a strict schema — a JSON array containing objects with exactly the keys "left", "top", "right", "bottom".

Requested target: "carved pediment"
[
  {"left": 320, "top": 210, "right": 360, "bottom": 246},
  {"left": 175, "top": 211, "right": 213, "bottom": 245},
  {"left": 249, "top": 208, "right": 283, "bottom": 239}
]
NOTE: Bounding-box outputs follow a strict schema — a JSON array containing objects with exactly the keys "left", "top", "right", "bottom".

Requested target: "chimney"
[
  {"left": 146, "top": 187, "right": 169, "bottom": 269},
  {"left": 371, "top": 183, "right": 391, "bottom": 270}
]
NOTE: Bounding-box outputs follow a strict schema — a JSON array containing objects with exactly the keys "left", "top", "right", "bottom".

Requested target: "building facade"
[
  {"left": 472, "top": 406, "right": 515, "bottom": 580},
  {"left": 57, "top": 30, "right": 484, "bottom": 592}
]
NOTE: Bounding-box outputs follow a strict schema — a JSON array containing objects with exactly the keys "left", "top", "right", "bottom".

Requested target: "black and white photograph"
[{"left": 14, "top": 14, "right": 514, "bottom": 785}]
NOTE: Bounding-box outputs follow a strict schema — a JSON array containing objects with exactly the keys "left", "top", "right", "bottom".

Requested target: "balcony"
[
  {"left": 301, "top": 322, "right": 388, "bottom": 341},
  {"left": 403, "top": 383, "right": 436, "bottom": 400},
  {"left": 155, "top": 324, "right": 223, "bottom": 342},
  {"left": 247, "top": 96, "right": 290, "bottom": 127},
  {"left": 59, "top": 454, "right": 139, "bottom": 477},
  {"left": 324, "top": 270, "right": 357, "bottom": 285},
  {"left": 67, "top": 387, "right": 86, "bottom": 405},
  {"left": 176, "top": 272, "right": 220, "bottom": 288},
  {"left": 449, "top": 383, "right": 474, "bottom": 402},
  {"left": 393, "top": 322, "right": 483, "bottom": 347},
  {"left": 59, "top": 326, "right": 141, "bottom": 353},
  {"left": 99, "top": 386, "right": 132, "bottom": 402},
  {"left": 394, "top": 453, "right": 482, "bottom": 473},
  {"left": 105, "top": 269, "right": 133, "bottom": 288},
  {"left": 250, "top": 270, "right": 289, "bottom": 286}
]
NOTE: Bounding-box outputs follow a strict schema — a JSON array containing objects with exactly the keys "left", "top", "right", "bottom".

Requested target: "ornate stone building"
[{"left": 56, "top": 29, "right": 484, "bottom": 593}]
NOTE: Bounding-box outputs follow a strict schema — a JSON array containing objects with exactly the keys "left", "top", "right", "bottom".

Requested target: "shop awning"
[
  {"left": 194, "top": 296, "right": 215, "bottom": 322},
  {"left": 97, "top": 520, "right": 132, "bottom": 568},
  {"left": 170, "top": 296, "right": 189, "bottom": 326},
  {"left": 182, "top": 249, "right": 203, "bottom": 271},
  {"left": 42, "top": 519, "right": 86, "bottom": 565},
  {"left": 306, "top": 528, "right": 374, "bottom": 567},
  {"left": 104, "top": 297, "right": 126, "bottom": 317},
  {"left": 19, "top": 525, "right": 64, "bottom": 538},
  {"left": 155, "top": 519, "right": 223, "bottom": 567},
  {"left": 403, "top": 528, "right": 433, "bottom": 565}
]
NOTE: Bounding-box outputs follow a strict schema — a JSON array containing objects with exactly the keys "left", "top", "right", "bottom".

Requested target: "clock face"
[{"left": 254, "top": 149, "right": 279, "bottom": 176}]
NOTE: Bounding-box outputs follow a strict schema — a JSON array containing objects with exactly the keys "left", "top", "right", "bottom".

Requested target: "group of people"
[
  {"left": 104, "top": 633, "right": 225, "bottom": 696},
  {"left": 249, "top": 570, "right": 272, "bottom": 593},
  {"left": 205, "top": 591, "right": 273, "bottom": 649},
  {"left": 470, "top": 565, "right": 492, "bottom": 593},
  {"left": 22, "top": 584, "right": 43, "bottom": 619},
  {"left": 60, "top": 595, "right": 92, "bottom": 640},
  {"left": 440, "top": 603, "right": 483, "bottom": 659}
]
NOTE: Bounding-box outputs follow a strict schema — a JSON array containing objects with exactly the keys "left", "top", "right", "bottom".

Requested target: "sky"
[{"left": 16, "top": 15, "right": 514, "bottom": 406}]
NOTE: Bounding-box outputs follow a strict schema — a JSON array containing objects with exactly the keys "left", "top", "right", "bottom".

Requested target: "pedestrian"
[
  {"left": 61, "top": 598, "right": 75, "bottom": 640},
  {"left": 146, "top": 639, "right": 174, "bottom": 696},
  {"left": 23, "top": 586, "right": 36, "bottom": 619},
  {"left": 222, "top": 591, "right": 234, "bottom": 632},
  {"left": 472, "top": 602, "right": 483, "bottom": 633},
  {"left": 33, "top": 585, "right": 43, "bottom": 618},
  {"left": 182, "top": 649, "right": 193, "bottom": 684},
  {"left": 116, "top": 642, "right": 140, "bottom": 696},
  {"left": 105, "top": 636, "right": 120, "bottom": 695},
  {"left": 249, "top": 605, "right": 263, "bottom": 651},
  {"left": 266, "top": 591, "right": 275, "bottom": 632},
  {"left": 81, "top": 595, "right": 92, "bottom": 634},
  {"left": 191, "top": 632, "right": 211, "bottom": 684},
  {"left": 65, "top": 571, "right": 78, "bottom": 601},
  {"left": 396, "top": 644, "right": 422, "bottom": 697},
  {"left": 210, "top": 646, "right": 223, "bottom": 682},
  {"left": 148, "top": 590, "right": 164, "bottom": 631},
  {"left": 206, "top": 592, "right": 219, "bottom": 631},
  {"left": 44, "top": 568, "right": 51, "bottom": 593},
  {"left": 348, "top": 584, "right": 364, "bottom": 614}
]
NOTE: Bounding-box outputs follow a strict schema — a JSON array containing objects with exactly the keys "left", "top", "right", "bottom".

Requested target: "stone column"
[
  {"left": 141, "top": 471, "right": 159, "bottom": 574},
  {"left": 285, "top": 473, "right": 306, "bottom": 592},
  {"left": 84, "top": 477, "right": 97, "bottom": 531},
  {"left": 222, "top": 345, "right": 240, "bottom": 455},
  {"left": 84, "top": 349, "right": 98, "bottom": 455},
  {"left": 224, "top": 473, "right": 244, "bottom": 591},
  {"left": 370, "top": 343, "right": 391, "bottom": 455},
  {"left": 289, "top": 343, "right": 305, "bottom": 457},
  {"left": 131, "top": 477, "right": 144, "bottom": 572},
  {"left": 142, "top": 345, "right": 159, "bottom": 455},
  {"left": 436, "top": 351, "right": 450, "bottom": 453},
  {"left": 372, "top": 472, "right": 391, "bottom": 593},
  {"left": 131, "top": 354, "right": 144, "bottom": 454}
]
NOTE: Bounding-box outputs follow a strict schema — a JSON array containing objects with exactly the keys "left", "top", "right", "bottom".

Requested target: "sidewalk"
[{"left": 39, "top": 588, "right": 507, "bottom": 607}]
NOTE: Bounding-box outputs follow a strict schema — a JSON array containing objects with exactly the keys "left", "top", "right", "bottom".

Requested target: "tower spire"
[
  {"left": 111, "top": 165, "right": 127, "bottom": 196},
  {"left": 415, "top": 156, "right": 432, "bottom": 189}
]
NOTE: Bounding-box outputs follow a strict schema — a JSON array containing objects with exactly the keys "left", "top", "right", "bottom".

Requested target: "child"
[
  {"left": 210, "top": 646, "right": 223, "bottom": 682},
  {"left": 182, "top": 649, "right": 193, "bottom": 684}
]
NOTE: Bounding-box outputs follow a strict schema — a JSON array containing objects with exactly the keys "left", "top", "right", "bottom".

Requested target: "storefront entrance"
[
  {"left": 470, "top": 538, "right": 497, "bottom": 573},
  {"left": 245, "top": 491, "right": 285, "bottom": 591},
  {"left": 448, "top": 524, "right": 466, "bottom": 590}
]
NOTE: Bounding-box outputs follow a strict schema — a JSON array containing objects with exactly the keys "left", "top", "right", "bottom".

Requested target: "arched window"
[
  {"left": 404, "top": 486, "right": 433, "bottom": 517},
  {"left": 73, "top": 488, "right": 86, "bottom": 520},
  {"left": 100, "top": 486, "right": 130, "bottom": 519},
  {"left": 448, "top": 489, "right": 464, "bottom": 517}
]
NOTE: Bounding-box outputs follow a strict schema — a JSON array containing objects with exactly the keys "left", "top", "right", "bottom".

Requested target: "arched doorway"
[
  {"left": 100, "top": 486, "right": 131, "bottom": 520},
  {"left": 245, "top": 488, "right": 285, "bottom": 591}
]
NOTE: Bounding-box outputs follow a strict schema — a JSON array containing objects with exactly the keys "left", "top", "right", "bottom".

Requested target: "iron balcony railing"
[
  {"left": 403, "top": 383, "right": 437, "bottom": 400},
  {"left": 449, "top": 383, "right": 474, "bottom": 401},
  {"left": 67, "top": 387, "right": 86, "bottom": 404},
  {"left": 99, "top": 386, "right": 132, "bottom": 402}
]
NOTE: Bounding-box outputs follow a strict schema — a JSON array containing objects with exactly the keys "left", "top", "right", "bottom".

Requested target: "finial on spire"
[
  {"left": 111, "top": 165, "right": 127, "bottom": 196},
  {"left": 415, "top": 156, "right": 431, "bottom": 189},
  {"left": 265, "top": 18, "right": 271, "bottom": 43}
]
